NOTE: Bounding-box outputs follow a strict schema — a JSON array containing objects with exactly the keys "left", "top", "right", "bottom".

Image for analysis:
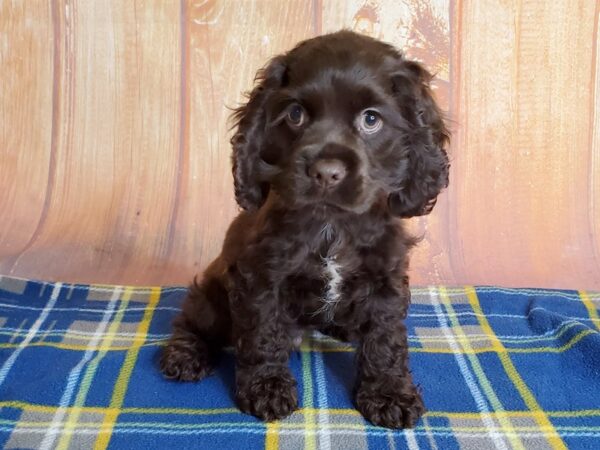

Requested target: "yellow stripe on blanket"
[
  {"left": 465, "top": 286, "right": 567, "bottom": 450},
  {"left": 579, "top": 290, "right": 600, "bottom": 331},
  {"left": 93, "top": 287, "right": 161, "bottom": 450},
  {"left": 439, "top": 287, "right": 525, "bottom": 449}
]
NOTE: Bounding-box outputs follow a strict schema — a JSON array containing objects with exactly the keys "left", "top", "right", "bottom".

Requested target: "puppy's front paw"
[
  {"left": 236, "top": 369, "right": 298, "bottom": 421},
  {"left": 160, "top": 341, "right": 212, "bottom": 382},
  {"left": 355, "top": 381, "right": 425, "bottom": 429}
]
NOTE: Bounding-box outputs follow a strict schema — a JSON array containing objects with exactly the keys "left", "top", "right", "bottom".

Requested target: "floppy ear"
[
  {"left": 230, "top": 56, "right": 287, "bottom": 211},
  {"left": 388, "top": 60, "right": 450, "bottom": 218}
]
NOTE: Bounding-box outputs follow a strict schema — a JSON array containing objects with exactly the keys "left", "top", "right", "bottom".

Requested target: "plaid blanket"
[{"left": 0, "top": 276, "right": 599, "bottom": 450}]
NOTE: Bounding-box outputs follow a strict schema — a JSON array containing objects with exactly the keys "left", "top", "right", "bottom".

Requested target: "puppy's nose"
[{"left": 308, "top": 159, "right": 347, "bottom": 188}]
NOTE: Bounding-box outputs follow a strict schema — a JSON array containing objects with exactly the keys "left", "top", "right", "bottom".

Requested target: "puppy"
[{"left": 161, "top": 30, "right": 449, "bottom": 429}]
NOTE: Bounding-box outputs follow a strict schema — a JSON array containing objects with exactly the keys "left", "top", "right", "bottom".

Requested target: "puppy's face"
[
  {"left": 232, "top": 31, "right": 449, "bottom": 217},
  {"left": 261, "top": 46, "right": 407, "bottom": 213}
]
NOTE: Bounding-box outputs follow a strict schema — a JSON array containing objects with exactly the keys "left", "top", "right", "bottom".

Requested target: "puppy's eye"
[
  {"left": 286, "top": 104, "right": 305, "bottom": 127},
  {"left": 359, "top": 110, "right": 383, "bottom": 134}
]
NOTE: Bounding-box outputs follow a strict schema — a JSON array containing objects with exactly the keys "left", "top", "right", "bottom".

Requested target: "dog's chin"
[
  {"left": 289, "top": 190, "right": 377, "bottom": 216},
  {"left": 271, "top": 178, "right": 382, "bottom": 215}
]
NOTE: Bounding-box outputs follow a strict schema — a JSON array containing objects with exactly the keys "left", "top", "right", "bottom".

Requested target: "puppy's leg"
[
  {"left": 160, "top": 276, "right": 230, "bottom": 382},
  {"left": 231, "top": 288, "right": 298, "bottom": 421},
  {"left": 354, "top": 286, "right": 424, "bottom": 429}
]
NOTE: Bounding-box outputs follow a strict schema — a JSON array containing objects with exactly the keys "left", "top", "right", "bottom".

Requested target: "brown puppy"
[{"left": 161, "top": 30, "right": 449, "bottom": 429}]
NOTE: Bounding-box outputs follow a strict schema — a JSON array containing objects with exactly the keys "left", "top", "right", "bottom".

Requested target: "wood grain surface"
[
  {"left": 0, "top": 0, "right": 598, "bottom": 289},
  {"left": 451, "top": 0, "right": 600, "bottom": 288}
]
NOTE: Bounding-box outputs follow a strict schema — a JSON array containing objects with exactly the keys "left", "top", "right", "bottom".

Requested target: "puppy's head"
[{"left": 231, "top": 30, "right": 449, "bottom": 217}]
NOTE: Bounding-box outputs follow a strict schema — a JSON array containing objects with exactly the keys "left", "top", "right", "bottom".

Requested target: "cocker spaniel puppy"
[{"left": 161, "top": 30, "right": 449, "bottom": 429}]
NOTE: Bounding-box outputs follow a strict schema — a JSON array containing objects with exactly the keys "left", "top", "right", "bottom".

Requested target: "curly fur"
[{"left": 161, "top": 30, "right": 449, "bottom": 429}]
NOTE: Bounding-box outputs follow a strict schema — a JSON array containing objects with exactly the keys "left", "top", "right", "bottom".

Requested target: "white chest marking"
[{"left": 318, "top": 255, "right": 343, "bottom": 320}]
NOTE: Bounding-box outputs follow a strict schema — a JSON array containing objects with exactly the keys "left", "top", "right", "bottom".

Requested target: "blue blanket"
[{"left": 0, "top": 275, "right": 599, "bottom": 449}]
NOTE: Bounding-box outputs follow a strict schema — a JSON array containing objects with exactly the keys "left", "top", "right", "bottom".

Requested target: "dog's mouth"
[{"left": 299, "top": 179, "right": 380, "bottom": 215}]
